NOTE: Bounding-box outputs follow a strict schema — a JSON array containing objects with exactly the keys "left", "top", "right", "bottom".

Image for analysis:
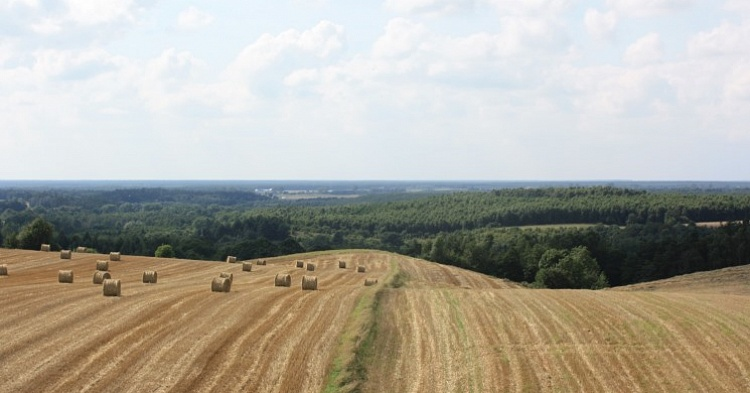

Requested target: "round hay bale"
[
  {"left": 103, "top": 279, "right": 121, "bottom": 297},
  {"left": 357, "top": 265, "right": 366, "bottom": 273},
  {"left": 0, "top": 264, "right": 8, "bottom": 276},
  {"left": 256, "top": 259, "right": 266, "bottom": 266},
  {"left": 109, "top": 252, "right": 121, "bottom": 261},
  {"left": 211, "top": 277, "right": 231, "bottom": 292},
  {"left": 242, "top": 262, "right": 253, "bottom": 272},
  {"left": 40, "top": 244, "right": 51, "bottom": 252},
  {"left": 226, "top": 256, "right": 237, "bottom": 263},
  {"left": 338, "top": 260, "right": 346, "bottom": 269},
  {"left": 306, "top": 263, "right": 316, "bottom": 272},
  {"left": 364, "top": 278, "right": 378, "bottom": 286},
  {"left": 219, "top": 272, "right": 233, "bottom": 282},
  {"left": 143, "top": 271, "right": 158, "bottom": 284},
  {"left": 274, "top": 273, "right": 292, "bottom": 287},
  {"left": 60, "top": 250, "right": 72, "bottom": 260},
  {"left": 76, "top": 246, "right": 87, "bottom": 253},
  {"left": 58, "top": 270, "right": 74, "bottom": 283},
  {"left": 96, "top": 260, "right": 109, "bottom": 271},
  {"left": 93, "top": 271, "right": 111, "bottom": 284},
  {"left": 302, "top": 275, "right": 318, "bottom": 290},
  {"left": 295, "top": 260, "right": 304, "bottom": 268}
]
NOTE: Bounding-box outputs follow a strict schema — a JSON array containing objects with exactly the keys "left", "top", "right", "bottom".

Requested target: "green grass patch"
[
  {"left": 344, "top": 289, "right": 384, "bottom": 392},
  {"left": 389, "top": 270, "right": 410, "bottom": 288},
  {"left": 322, "top": 254, "right": 399, "bottom": 393},
  {"left": 442, "top": 289, "right": 482, "bottom": 392},
  {"left": 323, "top": 290, "right": 375, "bottom": 393}
]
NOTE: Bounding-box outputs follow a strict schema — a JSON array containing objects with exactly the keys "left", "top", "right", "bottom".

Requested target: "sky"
[{"left": 1, "top": 0, "right": 749, "bottom": 181}]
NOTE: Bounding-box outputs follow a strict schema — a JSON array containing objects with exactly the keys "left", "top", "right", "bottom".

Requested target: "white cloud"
[
  {"left": 283, "top": 68, "right": 320, "bottom": 87},
  {"left": 177, "top": 6, "right": 214, "bottom": 30},
  {"left": 31, "top": 48, "right": 120, "bottom": 81},
  {"left": 372, "top": 18, "right": 428, "bottom": 58},
  {"left": 138, "top": 48, "right": 210, "bottom": 111},
  {"left": 1, "top": 1, "right": 748, "bottom": 180},
  {"left": 0, "top": 0, "right": 38, "bottom": 8},
  {"left": 724, "top": 0, "right": 750, "bottom": 14},
  {"left": 584, "top": 8, "right": 617, "bottom": 40},
  {"left": 384, "top": 0, "right": 475, "bottom": 15},
  {"left": 724, "top": 61, "right": 750, "bottom": 102},
  {"left": 228, "top": 20, "right": 343, "bottom": 73},
  {"left": 484, "top": 0, "right": 574, "bottom": 16},
  {"left": 563, "top": 65, "right": 672, "bottom": 117},
  {"left": 225, "top": 21, "right": 344, "bottom": 79},
  {"left": 687, "top": 21, "right": 750, "bottom": 57},
  {"left": 623, "top": 32, "right": 664, "bottom": 66},
  {"left": 606, "top": 0, "right": 693, "bottom": 17},
  {"left": 30, "top": 17, "right": 63, "bottom": 34},
  {"left": 214, "top": 21, "right": 345, "bottom": 112},
  {"left": 64, "top": 0, "right": 137, "bottom": 25}
]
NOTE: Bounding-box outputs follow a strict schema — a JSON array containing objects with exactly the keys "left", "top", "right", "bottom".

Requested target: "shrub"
[{"left": 155, "top": 244, "right": 175, "bottom": 258}]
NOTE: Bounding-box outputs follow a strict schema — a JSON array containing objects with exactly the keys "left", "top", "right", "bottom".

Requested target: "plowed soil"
[{"left": 2, "top": 249, "right": 750, "bottom": 392}]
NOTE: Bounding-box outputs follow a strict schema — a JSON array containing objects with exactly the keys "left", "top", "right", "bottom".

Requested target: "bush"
[
  {"left": 535, "top": 246, "right": 608, "bottom": 289},
  {"left": 155, "top": 244, "right": 175, "bottom": 258},
  {"left": 17, "top": 217, "right": 54, "bottom": 250}
]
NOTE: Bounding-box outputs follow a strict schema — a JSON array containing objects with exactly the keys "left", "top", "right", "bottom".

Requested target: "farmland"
[{"left": 2, "top": 248, "right": 750, "bottom": 392}]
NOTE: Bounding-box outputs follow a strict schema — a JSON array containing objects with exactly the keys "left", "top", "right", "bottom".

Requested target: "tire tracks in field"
[
  {"left": 635, "top": 293, "right": 748, "bottom": 392},
  {"left": 48, "top": 289, "right": 215, "bottom": 392}
]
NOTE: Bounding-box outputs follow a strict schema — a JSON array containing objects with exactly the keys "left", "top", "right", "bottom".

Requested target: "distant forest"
[{"left": 2, "top": 185, "right": 750, "bottom": 288}]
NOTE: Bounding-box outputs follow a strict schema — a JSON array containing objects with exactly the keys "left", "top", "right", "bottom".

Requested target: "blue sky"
[{"left": 1, "top": 0, "right": 749, "bottom": 180}]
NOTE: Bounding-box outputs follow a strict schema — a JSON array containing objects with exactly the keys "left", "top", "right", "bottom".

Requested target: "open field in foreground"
[{"left": 2, "top": 248, "right": 750, "bottom": 392}]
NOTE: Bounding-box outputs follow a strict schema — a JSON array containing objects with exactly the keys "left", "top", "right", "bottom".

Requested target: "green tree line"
[{"left": 2, "top": 186, "right": 750, "bottom": 288}]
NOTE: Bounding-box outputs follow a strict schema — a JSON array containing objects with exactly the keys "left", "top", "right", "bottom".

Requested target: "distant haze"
[{"left": 1, "top": 1, "right": 749, "bottom": 181}]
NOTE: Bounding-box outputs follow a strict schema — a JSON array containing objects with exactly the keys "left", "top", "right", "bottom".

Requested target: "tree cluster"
[{"left": 2, "top": 186, "right": 750, "bottom": 289}]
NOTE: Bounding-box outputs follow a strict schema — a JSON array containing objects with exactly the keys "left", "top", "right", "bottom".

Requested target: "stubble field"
[{"left": 1, "top": 248, "right": 749, "bottom": 392}]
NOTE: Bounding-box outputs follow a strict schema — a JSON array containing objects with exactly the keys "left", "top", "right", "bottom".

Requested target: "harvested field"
[
  {"left": 0, "top": 248, "right": 390, "bottom": 393},
  {"left": 364, "top": 256, "right": 750, "bottom": 392},
  {"left": 612, "top": 264, "right": 750, "bottom": 296},
  {"left": 1, "top": 248, "right": 749, "bottom": 392}
]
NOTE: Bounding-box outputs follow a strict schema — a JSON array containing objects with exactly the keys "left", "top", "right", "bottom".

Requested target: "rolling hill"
[{"left": 1, "top": 248, "right": 749, "bottom": 392}]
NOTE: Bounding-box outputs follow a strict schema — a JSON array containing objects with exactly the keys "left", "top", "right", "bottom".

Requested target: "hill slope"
[
  {"left": 611, "top": 264, "right": 750, "bottom": 295},
  {"left": 1, "top": 249, "right": 749, "bottom": 392}
]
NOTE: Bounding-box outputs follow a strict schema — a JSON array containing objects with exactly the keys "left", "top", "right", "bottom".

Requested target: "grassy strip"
[
  {"left": 389, "top": 269, "right": 410, "bottom": 288},
  {"left": 443, "top": 289, "right": 482, "bottom": 392},
  {"left": 322, "top": 290, "right": 377, "bottom": 393},
  {"left": 322, "top": 256, "right": 401, "bottom": 393},
  {"left": 344, "top": 289, "right": 384, "bottom": 392}
]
